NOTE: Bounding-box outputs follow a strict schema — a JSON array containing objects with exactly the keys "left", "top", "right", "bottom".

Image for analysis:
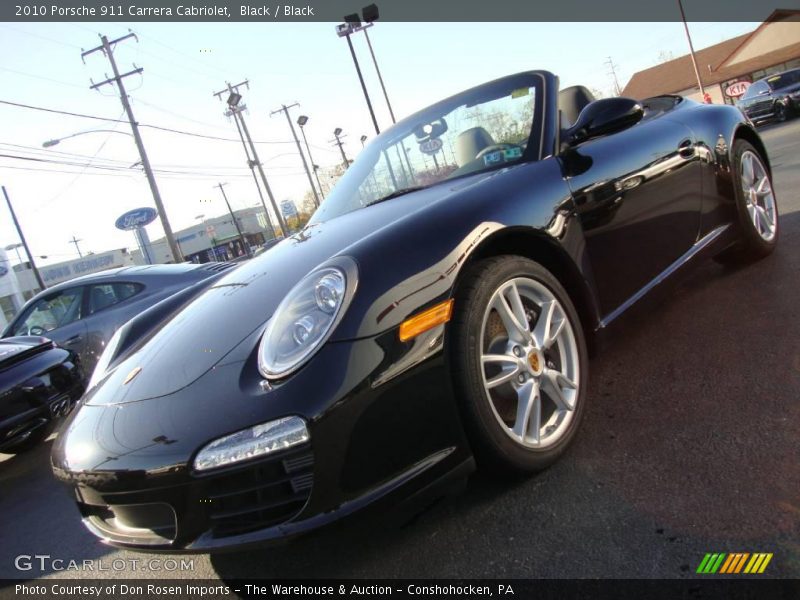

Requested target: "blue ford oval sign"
[{"left": 115, "top": 207, "right": 158, "bottom": 231}]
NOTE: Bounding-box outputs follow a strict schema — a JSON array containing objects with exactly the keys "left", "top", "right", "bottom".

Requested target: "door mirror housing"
[{"left": 563, "top": 97, "right": 644, "bottom": 147}]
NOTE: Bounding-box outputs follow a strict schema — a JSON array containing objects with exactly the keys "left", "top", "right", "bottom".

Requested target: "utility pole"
[
  {"left": 604, "top": 56, "right": 622, "bottom": 96},
  {"left": 229, "top": 105, "right": 277, "bottom": 240},
  {"left": 2, "top": 186, "right": 45, "bottom": 290},
  {"left": 677, "top": 0, "right": 706, "bottom": 96},
  {"left": 270, "top": 103, "right": 320, "bottom": 208},
  {"left": 331, "top": 129, "right": 350, "bottom": 170},
  {"left": 82, "top": 33, "right": 181, "bottom": 263},
  {"left": 69, "top": 235, "right": 83, "bottom": 258},
  {"left": 214, "top": 81, "right": 289, "bottom": 237},
  {"left": 215, "top": 183, "right": 250, "bottom": 257}
]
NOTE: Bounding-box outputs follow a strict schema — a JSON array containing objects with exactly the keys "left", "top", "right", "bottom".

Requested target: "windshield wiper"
[{"left": 365, "top": 186, "right": 427, "bottom": 207}]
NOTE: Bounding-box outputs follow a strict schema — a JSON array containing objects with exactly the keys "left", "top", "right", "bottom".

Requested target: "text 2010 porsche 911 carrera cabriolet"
[{"left": 52, "top": 70, "right": 778, "bottom": 551}]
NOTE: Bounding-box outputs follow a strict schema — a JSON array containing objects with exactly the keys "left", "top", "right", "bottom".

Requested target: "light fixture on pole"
[
  {"left": 42, "top": 129, "right": 132, "bottom": 148},
  {"left": 336, "top": 17, "right": 380, "bottom": 135},
  {"left": 332, "top": 128, "right": 350, "bottom": 169},
  {"left": 360, "top": 135, "right": 368, "bottom": 148},
  {"left": 350, "top": 4, "right": 396, "bottom": 124},
  {"left": 297, "top": 115, "right": 325, "bottom": 200}
]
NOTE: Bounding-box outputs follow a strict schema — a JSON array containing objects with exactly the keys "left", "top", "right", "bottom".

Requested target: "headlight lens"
[
  {"left": 193, "top": 416, "right": 309, "bottom": 472},
  {"left": 258, "top": 260, "right": 355, "bottom": 379}
]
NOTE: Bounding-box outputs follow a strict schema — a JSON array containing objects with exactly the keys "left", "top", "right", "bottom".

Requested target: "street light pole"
[
  {"left": 337, "top": 24, "right": 381, "bottom": 135},
  {"left": 361, "top": 25, "right": 396, "bottom": 124},
  {"left": 270, "top": 103, "right": 320, "bottom": 208},
  {"left": 677, "top": 0, "right": 706, "bottom": 97},
  {"left": 2, "top": 186, "right": 45, "bottom": 290},
  {"left": 215, "top": 183, "right": 251, "bottom": 257},
  {"left": 332, "top": 129, "right": 350, "bottom": 169},
  {"left": 297, "top": 117, "right": 325, "bottom": 200}
]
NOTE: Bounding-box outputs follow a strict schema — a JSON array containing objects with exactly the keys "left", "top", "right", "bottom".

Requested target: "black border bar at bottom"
[{"left": 1, "top": 579, "right": 799, "bottom": 600}]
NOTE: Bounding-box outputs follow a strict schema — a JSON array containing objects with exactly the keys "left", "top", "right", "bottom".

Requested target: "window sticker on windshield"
[
  {"left": 511, "top": 87, "right": 530, "bottom": 99},
  {"left": 504, "top": 147, "right": 523, "bottom": 160}
]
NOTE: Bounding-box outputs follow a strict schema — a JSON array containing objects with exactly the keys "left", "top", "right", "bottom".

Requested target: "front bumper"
[{"left": 52, "top": 330, "right": 473, "bottom": 551}]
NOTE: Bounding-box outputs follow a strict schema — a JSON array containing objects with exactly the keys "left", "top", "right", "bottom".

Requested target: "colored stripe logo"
[{"left": 696, "top": 552, "right": 773, "bottom": 574}]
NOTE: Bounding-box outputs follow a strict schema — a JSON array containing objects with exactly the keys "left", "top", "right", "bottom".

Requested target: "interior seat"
[
  {"left": 454, "top": 127, "right": 495, "bottom": 167},
  {"left": 558, "top": 86, "right": 596, "bottom": 129}
]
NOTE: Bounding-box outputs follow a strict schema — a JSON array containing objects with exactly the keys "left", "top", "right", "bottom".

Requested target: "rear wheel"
[
  {"left": 714, "top": 140, "right": 778, "bottom": 265},
  {"left": 449, "top": 256, "right": 588, "bottom": 473}
]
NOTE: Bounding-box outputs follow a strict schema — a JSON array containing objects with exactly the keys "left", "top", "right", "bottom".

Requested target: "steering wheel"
[
  {"left": 28, "top": 326, "right": 46, "bottom": 336},
  {"left": 475, "top": 143, "right": 522, "bottom": 161}
]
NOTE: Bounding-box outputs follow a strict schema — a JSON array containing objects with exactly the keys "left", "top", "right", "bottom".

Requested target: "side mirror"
[{"left": 564, "top": 97, "right": 644, "bottom": 147}]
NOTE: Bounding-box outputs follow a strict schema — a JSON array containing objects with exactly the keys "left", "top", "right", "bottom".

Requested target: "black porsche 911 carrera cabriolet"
[{"left": 52, "top": 70, "right": 778, "bottom": 551}]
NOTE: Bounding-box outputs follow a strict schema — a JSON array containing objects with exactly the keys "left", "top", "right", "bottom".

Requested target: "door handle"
[{"left": 678, "top": 139, "right": 695, "bottom": 158}]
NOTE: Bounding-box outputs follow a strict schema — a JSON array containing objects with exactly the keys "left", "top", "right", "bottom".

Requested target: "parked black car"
[
  {"left": 3, "top": 262, "right": 237, "bottom": 375},
  {"left": 0, "top": 337, "right": 84, "bottom": 454},
  {"left": 53, "top": 70, "right": 777, "bottom": 552},
  {"left": 736, "top": 68, "right": 800, "bottom": 124}
]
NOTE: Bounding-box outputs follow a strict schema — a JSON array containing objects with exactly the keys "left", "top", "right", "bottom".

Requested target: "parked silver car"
[{"left": 2, "top": 263, "right": 236, "bottom": 374}]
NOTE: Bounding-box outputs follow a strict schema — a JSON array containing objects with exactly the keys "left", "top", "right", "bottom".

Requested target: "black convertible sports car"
[
  {"left": 1, "top": 337, "right": 84, "bottom": 454},
  {"left": 52, "top": 70, "right": 778, "bottom": 551}
]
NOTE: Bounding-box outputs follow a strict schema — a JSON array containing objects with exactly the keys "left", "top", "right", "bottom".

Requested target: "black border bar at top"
[{"left": 3, "top": 0, "right": 796, "bottom": 22}]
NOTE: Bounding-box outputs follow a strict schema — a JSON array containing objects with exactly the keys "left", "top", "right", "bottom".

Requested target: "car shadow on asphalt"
[{"left": 0, "top": 436, "right": 115, "bottom": 580}]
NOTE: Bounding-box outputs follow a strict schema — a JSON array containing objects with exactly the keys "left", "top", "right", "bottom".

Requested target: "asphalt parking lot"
[{"left": 1, "top": 118, "right": 798, "bottom": 582}]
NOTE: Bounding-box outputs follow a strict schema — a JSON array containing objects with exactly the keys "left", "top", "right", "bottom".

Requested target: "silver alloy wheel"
[
  {"left": 479, "top": 277, "right": 580, "bottom": 449},
  {"left": 741, "top": 150, "right": 777, "bottom": 242}
]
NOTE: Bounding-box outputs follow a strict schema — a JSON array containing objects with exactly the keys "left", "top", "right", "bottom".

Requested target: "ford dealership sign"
[{"left": 115, "top": 207, "right": 157, "bottom": 231}]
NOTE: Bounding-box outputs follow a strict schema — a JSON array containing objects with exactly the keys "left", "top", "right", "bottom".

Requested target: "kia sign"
[
  {"left": 115, "top": 207, "right": 158, "bottom": 231},
  {"left": 419, "top": 138, "right": 443, "bottom": 155},
  {"left": 725, "top": 80, "right": 751, "bottom": 99}
]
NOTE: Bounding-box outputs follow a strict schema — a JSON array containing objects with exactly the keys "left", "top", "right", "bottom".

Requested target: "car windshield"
[
  {"left": 309, "top": 72, "right": 542, "bottom": 224},
  {"left": 766, "top": 70, "right": 800, "bottom": 90}
]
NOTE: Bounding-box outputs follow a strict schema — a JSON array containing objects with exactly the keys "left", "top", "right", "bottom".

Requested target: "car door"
[
  {"left": 8, "top": 287, "right": 88, "bottom": 359},
  {"left": 561, "top": 114, "right": 703, "bottom": 318}
]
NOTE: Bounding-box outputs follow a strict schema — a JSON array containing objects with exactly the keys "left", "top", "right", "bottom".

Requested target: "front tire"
[
  {"left": 715, "top": 140, "right": 778, "bottom": 265},
  {"left": 449, "top": 256, "right": 589, "bottom": 474}
]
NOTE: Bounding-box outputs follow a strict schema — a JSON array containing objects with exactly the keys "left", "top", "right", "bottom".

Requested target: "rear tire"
[
  {"left": 714, "top": 140, "right": 778, "bottom": 266},
  {"left": 449, "top": 256, "right": 589, "bottom": 474}
]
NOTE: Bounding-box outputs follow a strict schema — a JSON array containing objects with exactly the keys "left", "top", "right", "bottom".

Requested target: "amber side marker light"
[{"left": 399, "top": 299, "right": 454, "bottom": 342}]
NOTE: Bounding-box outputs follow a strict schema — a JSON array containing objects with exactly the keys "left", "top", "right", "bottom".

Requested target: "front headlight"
[
  {"left": 193, "top": 416, "right": 309, "bottom": 472},
  {"left": 258, "top": 257, "right": 357, "bottom": 379}
]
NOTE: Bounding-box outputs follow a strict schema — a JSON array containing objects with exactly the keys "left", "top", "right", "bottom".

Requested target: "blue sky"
[{"left": 0, "top": 19, "right": 759, "bottom": 264}]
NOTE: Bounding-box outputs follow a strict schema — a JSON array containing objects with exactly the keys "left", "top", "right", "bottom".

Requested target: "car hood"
[{"left": 86, "top": 171, "right": 494, "bottom": 406}]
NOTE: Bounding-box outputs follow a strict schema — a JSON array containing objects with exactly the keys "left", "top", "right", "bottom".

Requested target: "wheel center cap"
[{"left": 527, "top": 350, "right": 544, "bottom": 376}]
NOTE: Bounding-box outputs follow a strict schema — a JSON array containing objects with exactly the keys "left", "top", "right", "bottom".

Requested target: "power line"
[
  {"left": 0, "top": 66, "right": 87, "bottom": 89},
  {"left": 0, "top": 98, "right": 298, "bottom": 144}
]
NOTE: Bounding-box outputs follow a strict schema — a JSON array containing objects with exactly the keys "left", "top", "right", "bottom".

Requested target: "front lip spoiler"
[{"left": 83, "top": 446, "right": 458, "bottom": 553}]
